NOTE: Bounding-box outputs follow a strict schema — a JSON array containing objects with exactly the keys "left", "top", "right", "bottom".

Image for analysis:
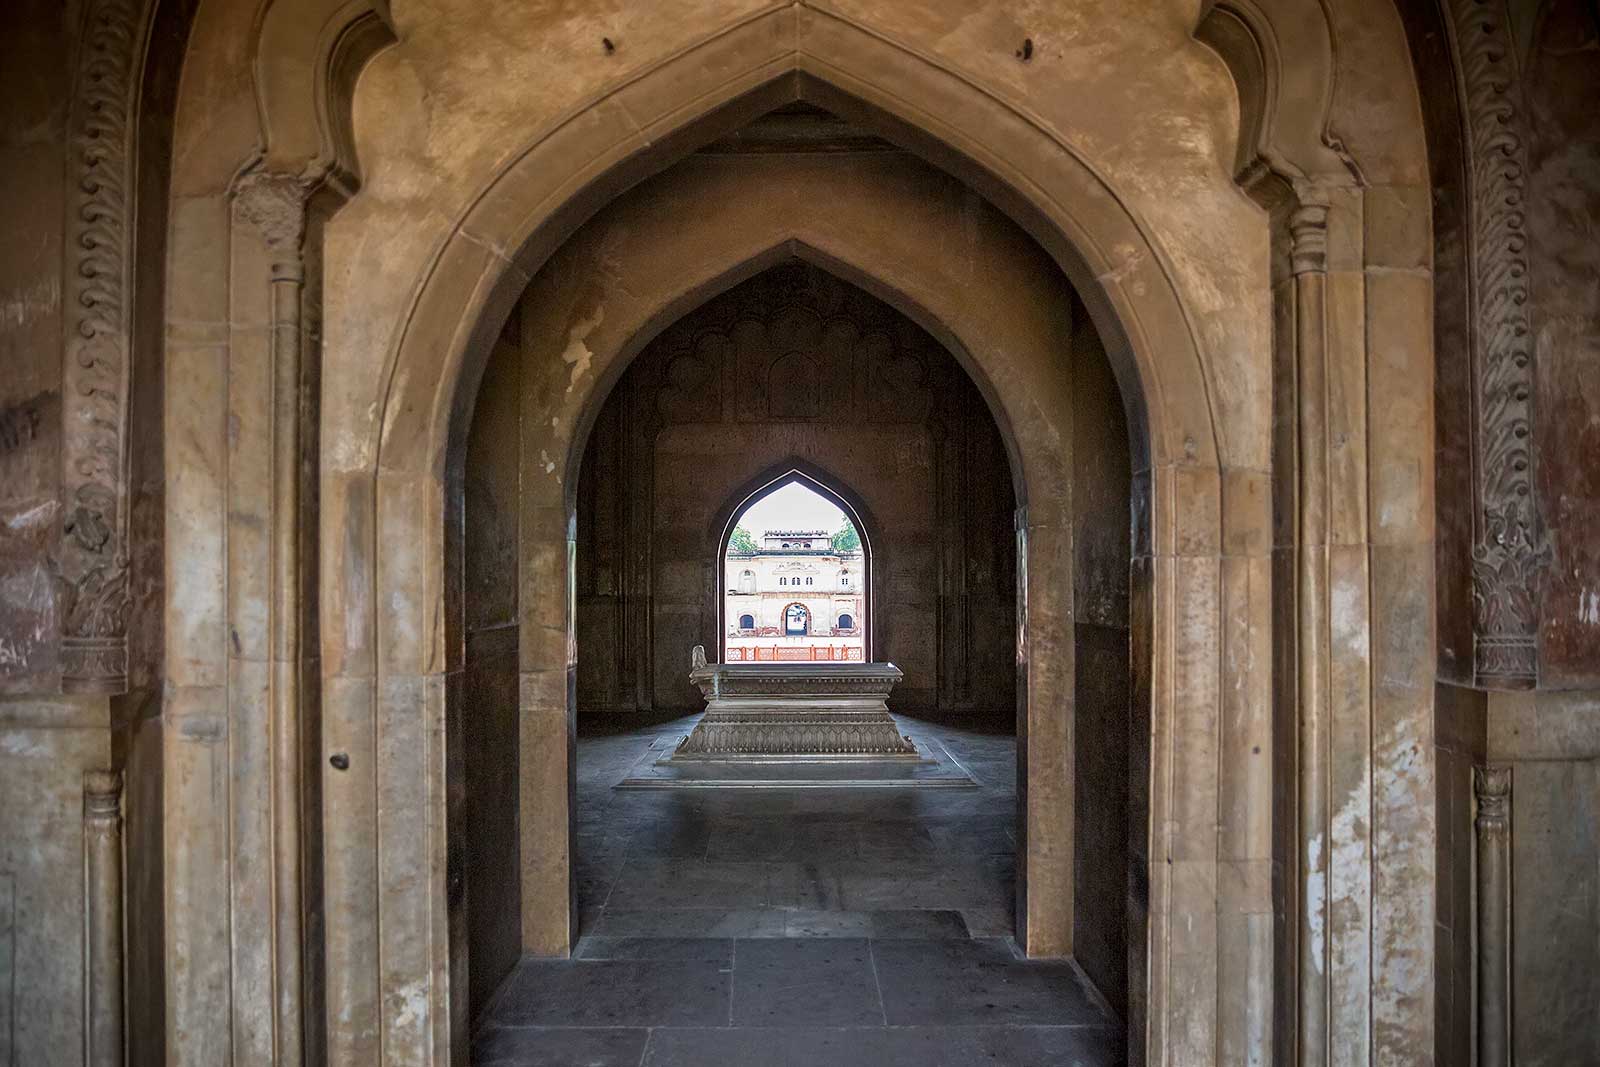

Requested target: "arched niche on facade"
[{"left": 710, "top": 462, "right": 882, "bottom": 664}]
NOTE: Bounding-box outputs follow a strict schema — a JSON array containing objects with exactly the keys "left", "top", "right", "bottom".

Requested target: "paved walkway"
[{"left": 471, "top": 715, "right": 1122, "bottom": 1066}]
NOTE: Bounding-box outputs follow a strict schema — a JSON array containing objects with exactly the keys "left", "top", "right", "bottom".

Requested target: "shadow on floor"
[{"left": 470, "top": 715, "right": 1125, "bottom": 1066}]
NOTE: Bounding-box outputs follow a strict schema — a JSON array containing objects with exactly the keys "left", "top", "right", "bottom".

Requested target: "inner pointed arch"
[{"left": 714, "top": 461, "right": 879, "bottom": 664}]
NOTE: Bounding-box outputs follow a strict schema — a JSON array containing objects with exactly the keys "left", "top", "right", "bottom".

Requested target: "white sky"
[{"left": 736, "top": 481, "right": 848, "bottom": 538}]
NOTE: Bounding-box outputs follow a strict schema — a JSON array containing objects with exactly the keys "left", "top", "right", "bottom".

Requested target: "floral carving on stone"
[
  {"left": 59, "top": 0, "right": 147, "bottom": 692},
  {"left": 1446, "top": 0, "right": 1550, "bottom": 685}
]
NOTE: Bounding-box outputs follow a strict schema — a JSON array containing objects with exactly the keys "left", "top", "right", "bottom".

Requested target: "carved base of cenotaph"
[{"left": 671, "top": 647, "right": 918, "bottom": 761}]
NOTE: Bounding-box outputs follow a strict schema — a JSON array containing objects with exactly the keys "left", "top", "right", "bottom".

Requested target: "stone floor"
[{"left": 471, "top": 714, "right": 1123, "bottom": 1066}]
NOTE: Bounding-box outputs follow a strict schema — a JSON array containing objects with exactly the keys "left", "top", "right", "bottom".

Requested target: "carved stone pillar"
[
  {"left": 232, "top": 169, "right": 312, "bottom": 1066},
  {"left": 1289, "top": 198, "right": 1332, "bottom": 1067},
  {"left": 1474, "top": 765, "right": 1511, "bottom": 1067},
  {"left": 61, "top": 0, "right": 147, "bottom": 693},
  {"left": 1442, "top": 0, "right": 1550, "bottom": 687},
  {"left": 83, "top": 770, "right": 123, "bottom": 1067}
]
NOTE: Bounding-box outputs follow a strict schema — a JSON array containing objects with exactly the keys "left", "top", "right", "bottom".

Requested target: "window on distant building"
[
  {"left": 738, "top": 614, "right": 754, "bottom": 629},
  {"left": 805, "top": 577, "right": 813, "bottom": 585},
  {"left": 840, "top": 571, "right": 849, "bottom": 586},
  {"left": 838, "top": 613, "right": 854, "bottom": 629},
  {"left": 738, "top": 569, "right": 755, "bottom": 593}
]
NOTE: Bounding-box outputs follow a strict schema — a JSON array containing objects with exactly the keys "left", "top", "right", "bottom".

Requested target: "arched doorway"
[
  {"left": 431, "top": 80, "right": 1165, "bottom": 1054},
  {"left": 718, "top": 469, "right": 874, "bottom": 665},
  {"left": 461, "top": 155, "right": 1136, "bottom": 1060},
  {"left": 248, "top": 8, "right": 1431, "bottom": 1059},
  {"left": 134, "top": 0, "right": 1443, "bottom": 1063},
  {"left": 462, "top": 224, "right": 1137, "bottom": 1057}
]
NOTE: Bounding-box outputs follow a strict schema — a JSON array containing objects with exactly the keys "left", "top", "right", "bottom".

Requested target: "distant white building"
[{"left": 724, "top": 528, "right": 864, "bottom": 661}]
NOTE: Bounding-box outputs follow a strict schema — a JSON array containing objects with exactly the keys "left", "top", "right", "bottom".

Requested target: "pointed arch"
[{"left": 711, "top": 460, "right": 882, "bottom": 663}]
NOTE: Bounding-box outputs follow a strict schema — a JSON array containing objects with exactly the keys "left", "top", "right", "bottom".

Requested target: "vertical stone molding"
[
  {"left": 1474, "top": 764, "right": 1511, "bottom": 1067},
  {"left": 231, "top": 167, "right": 313, "bottom": 1067},
  {"left": 83, "top": 770, "right": 124, "bottom": 1067},
  {"left": 1289, "top": 196, "right": 1332, "bottom": 1067},
  {"left": 61, "top": 0, "right": 147, "bottom": 693},
  {"left": 1444, "top": 0, "right": 1550, "bottom": 687}
]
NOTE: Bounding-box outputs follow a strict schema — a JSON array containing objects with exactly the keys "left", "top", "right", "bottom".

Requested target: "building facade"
[{"left": 725, "top": 529, "right": 865, "bottom": 661}]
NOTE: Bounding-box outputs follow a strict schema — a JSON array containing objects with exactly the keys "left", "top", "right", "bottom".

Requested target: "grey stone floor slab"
[
  {"left": 490, "top": 958, "right": 731, "bottom": 1028},
  {"left": 470, "top": 716, "right": 1121, "bottom": 1065},
  {"left": 638, "top": 1025, "right": 1121, "bottom": 1067},
  {"left": 730, "top": 938, "right": 885, "bottom": 1027},
  {"left": 871, "top": 939, "right": 1107, "bottom": 1027},
  {"left": 604, "top": 857, "right": 772, "bottom": 910},
  {"left": 472, "top": 1026, "right": 649, "bottom": 1066},
  {"left": 572, "top": 936, "right": 733, "bottom": 963},
  {"left": 584, "top": 907, "right": 791, "bottom": 939}
]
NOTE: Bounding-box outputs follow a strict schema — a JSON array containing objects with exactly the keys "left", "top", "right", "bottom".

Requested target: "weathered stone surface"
[
  {"left": 24, "top": 0, "right": 1593, "bottom": 1062},
  {"left": 675, "top": 659, "right": 915, "bottom": 759}
]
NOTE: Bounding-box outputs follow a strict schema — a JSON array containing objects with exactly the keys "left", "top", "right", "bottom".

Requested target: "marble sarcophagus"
[{"left": 672, "top": 646, "right": 918, "bottom": 759}]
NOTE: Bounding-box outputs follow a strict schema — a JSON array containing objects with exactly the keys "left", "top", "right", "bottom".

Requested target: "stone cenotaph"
[{"left": 671, "top": 645, "right": 918, "bottom": 760}]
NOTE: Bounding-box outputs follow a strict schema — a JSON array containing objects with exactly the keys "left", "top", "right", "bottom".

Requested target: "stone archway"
[
  {"left": 358, "top": 55, "right": 1224, "bottom": 1067},
  {"left": 146, "top": 2, "right": 1440, "bottom": 1064},
  {"left": 454, "top": 151, "right": 1142, "bottom": 1049},
  {"left": 712, "top": 463, "right": 885, "bottom": 666}
]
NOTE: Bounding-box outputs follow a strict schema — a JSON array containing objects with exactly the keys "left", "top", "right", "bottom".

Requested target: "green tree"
[
  {"left": 728, "top": 525, "right": 758, "bottom": 554},
  {"left": 831, "top": 521, "right": 861, "bottom": 554}
]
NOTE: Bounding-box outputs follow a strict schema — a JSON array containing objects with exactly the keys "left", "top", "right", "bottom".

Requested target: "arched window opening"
[{"left": 721, "top": 473, "right": 868, "bottom": 662}]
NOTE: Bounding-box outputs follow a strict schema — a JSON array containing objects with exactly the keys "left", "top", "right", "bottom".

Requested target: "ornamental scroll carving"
[
  {"left": 60, "top": 0, "right": 147, "bottom": 692},
  {"left": 1446, "top": 0, "right": 1550, "bottom": 686}
]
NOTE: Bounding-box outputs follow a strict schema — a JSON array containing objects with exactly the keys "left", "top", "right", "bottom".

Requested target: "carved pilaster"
[
  {"left": 1444, "top": 0, "right": 1550, "bottom": 686},
  {"left": 1474, "top": 765, "right": 1511, "bottom": 1067},
  {"left": 83, "top": 770, "right": 124, "bottom": 1067},
  {"left": 232, "top": 166, "right": 316, "bottom": 1067},
  {"left": 60, "top": 0, "right": 147, "bottom": 693},
  {"left": 1289, "top": 193, "right": 1332, "bottom": 1067},
  {"left": 234, "top": 169, "right": 311, "bottom": 267}
]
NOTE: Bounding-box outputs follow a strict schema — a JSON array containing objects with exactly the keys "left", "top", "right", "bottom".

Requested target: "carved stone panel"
[
  {"left": 58, "top": 0, "right": 150, "bottom": 693},
  {"left": 1444, "top": 0, "right": 1551, "bottom": 686}
]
